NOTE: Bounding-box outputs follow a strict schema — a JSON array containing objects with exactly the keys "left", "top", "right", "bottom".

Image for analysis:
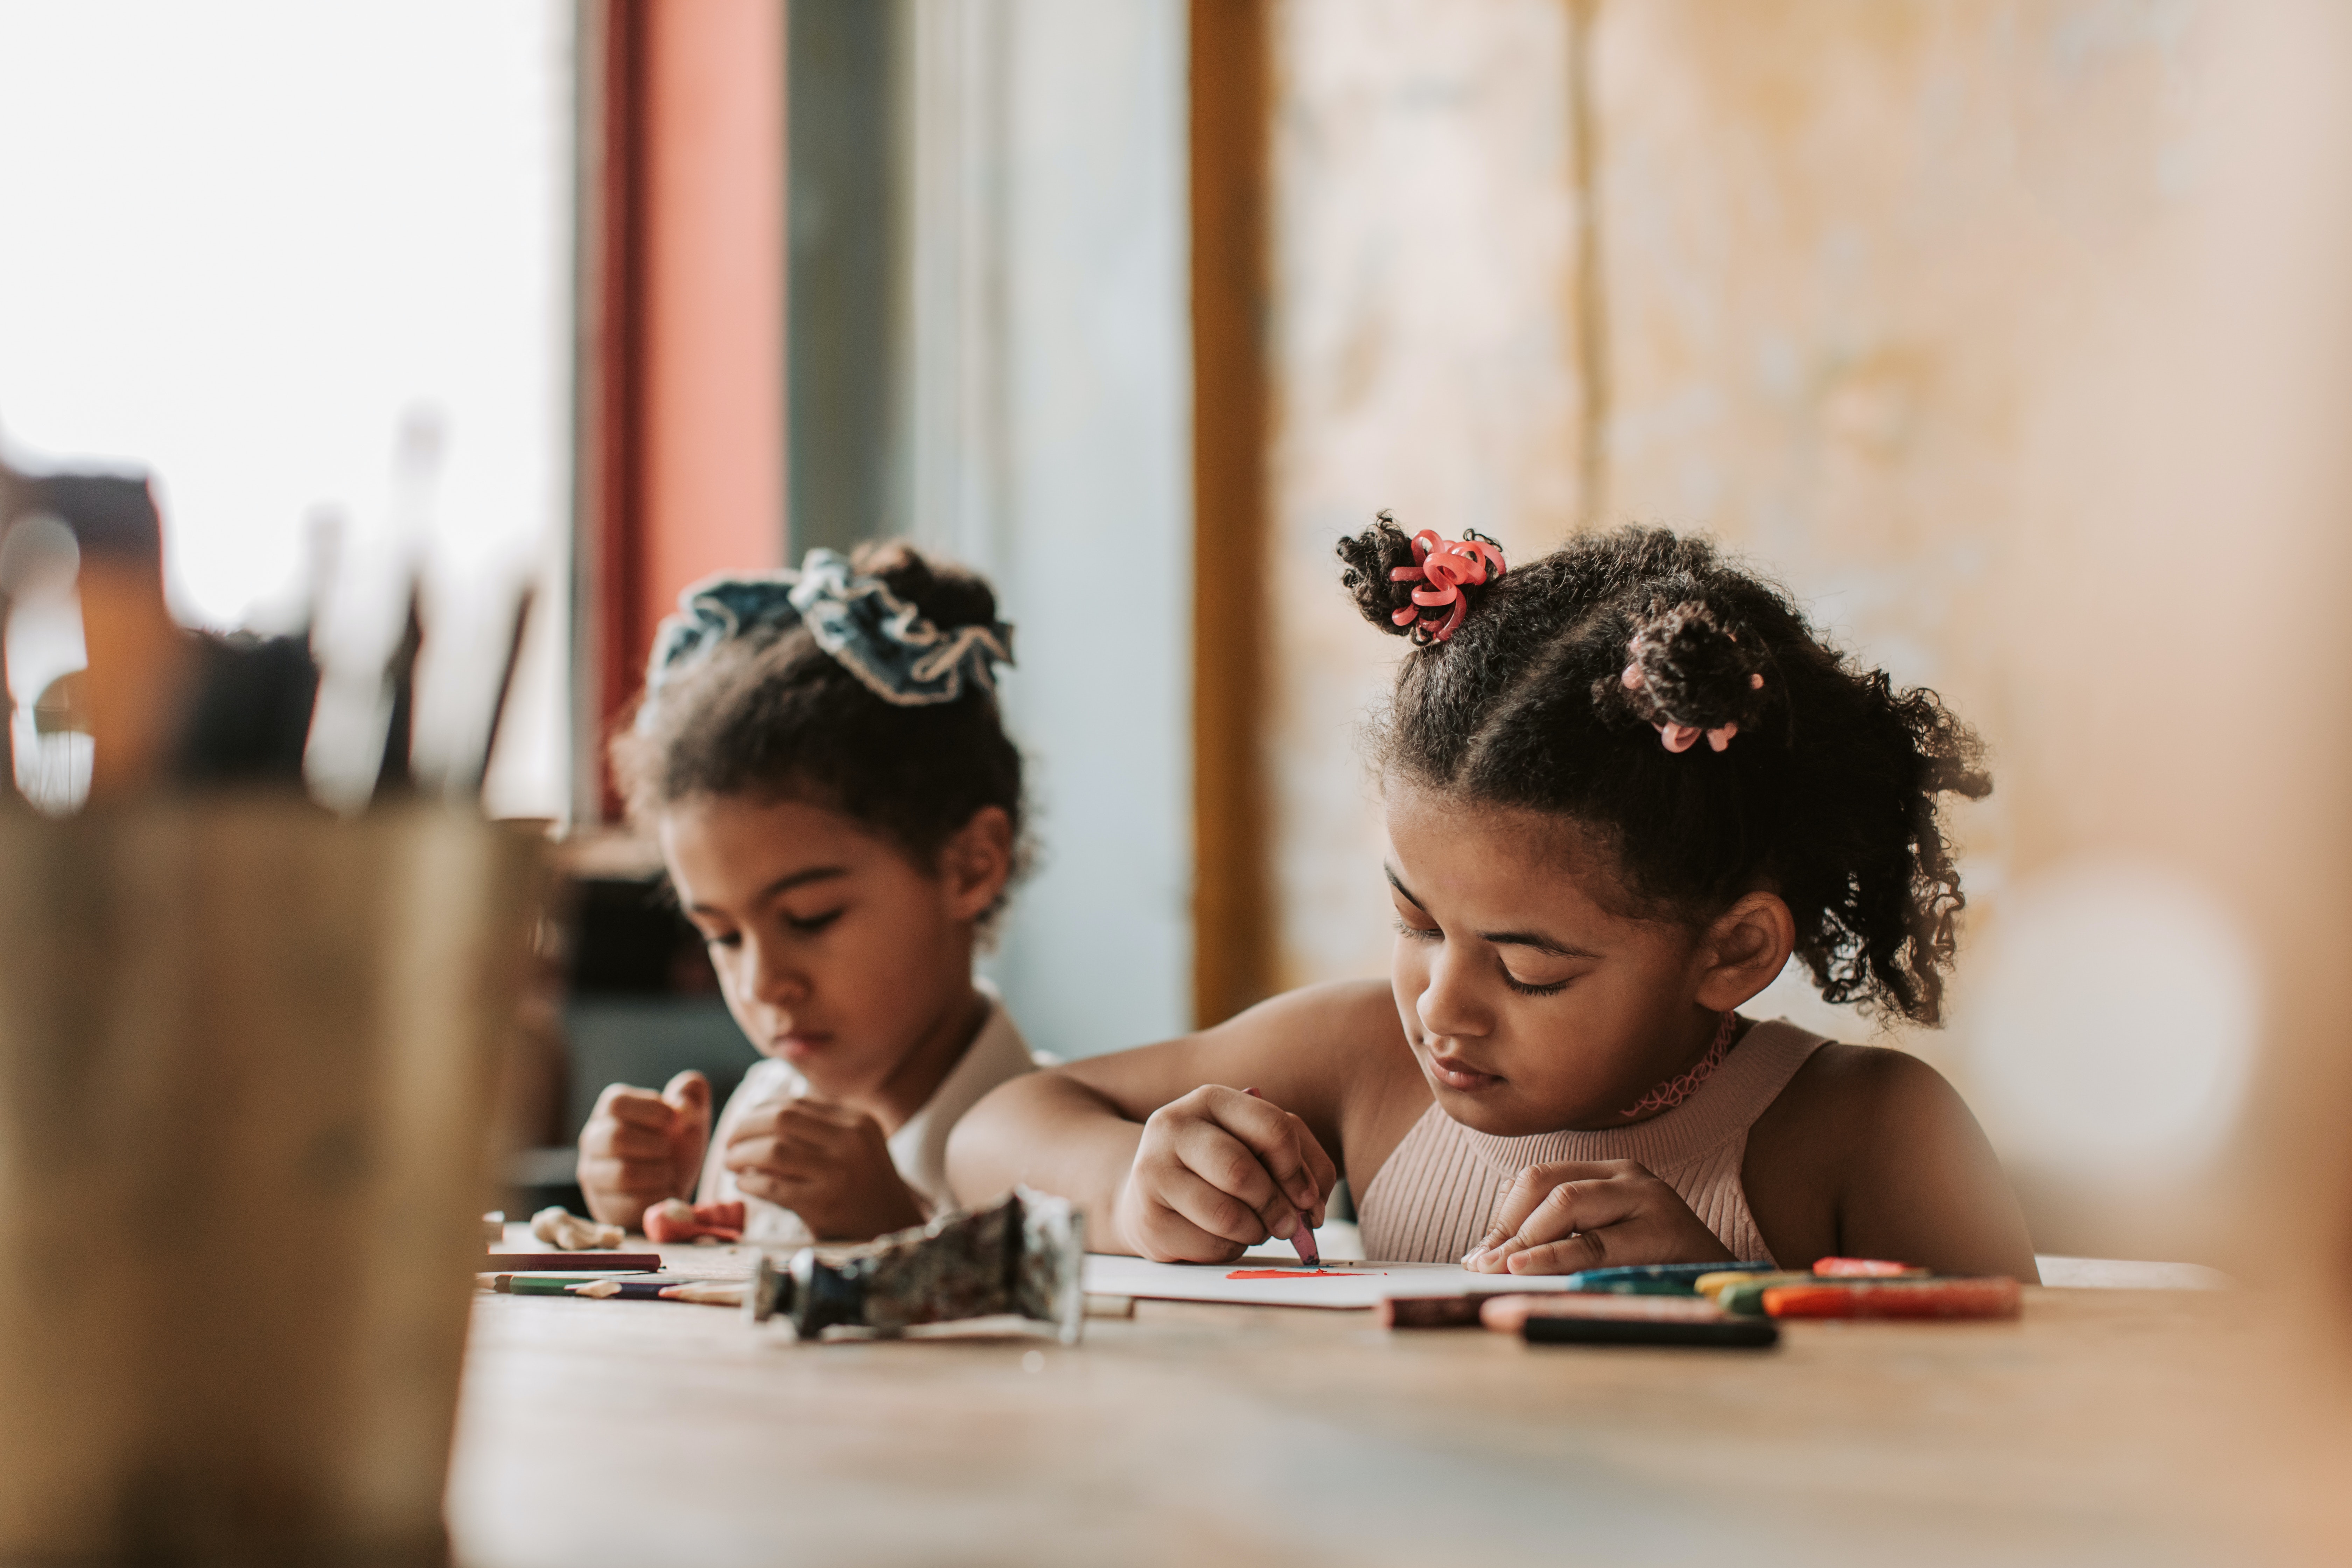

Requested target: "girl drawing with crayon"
[
  {"left": 949, "top": 521, "right": 2037, "bottom": 1278},
  {"left": 576, "top": 544, "right": 1048, "bottom": 1245}
]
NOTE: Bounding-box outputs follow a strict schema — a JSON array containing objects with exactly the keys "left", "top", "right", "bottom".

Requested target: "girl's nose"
[
  {"left": 1416, "top": 941, "right": 1490, "bottom": 1042},
  {"left": 738, "top": 935, "right": 808, "bottom": 1012}
]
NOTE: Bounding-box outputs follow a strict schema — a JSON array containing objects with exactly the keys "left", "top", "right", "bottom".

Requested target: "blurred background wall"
[
  {"left": 888, "top": 0, "right": 1195, "bottom": 1072},
  {"left": 6, "top": 0, "right": 2349, "bottom": 1278}
]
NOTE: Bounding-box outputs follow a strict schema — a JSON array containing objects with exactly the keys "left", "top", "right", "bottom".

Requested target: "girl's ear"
[
  {"left": 1695, "top": 891, "right": 1797, "bottom": 1011},
  {"left": 937, "top": 806, "right": 1015, "bottom": 922}
]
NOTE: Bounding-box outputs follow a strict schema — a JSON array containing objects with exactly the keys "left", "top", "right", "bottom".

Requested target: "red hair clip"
[{"left": 1389, "top": 530, "right": 1506, "bottom": 643}]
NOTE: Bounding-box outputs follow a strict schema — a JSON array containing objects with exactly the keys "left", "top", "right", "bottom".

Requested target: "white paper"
[{"left": 1079, "top": 1253, "right": 1587, "bottom": 1310}]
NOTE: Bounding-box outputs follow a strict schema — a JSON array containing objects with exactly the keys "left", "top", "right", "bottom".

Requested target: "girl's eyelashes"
[
  {"left": 1393, "top": 910, "right": 1573, "bottom": 995},
  {"left": 1500, "top": 969, "right": 1573, "bottom": 999},
  {"left": 694, "top": 908, "right": 843, "bottom": 945}
]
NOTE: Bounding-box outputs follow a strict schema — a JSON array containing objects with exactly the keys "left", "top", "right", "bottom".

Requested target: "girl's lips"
[
  {"left": 1427, "top": 1055, "right": 1502, "bottom": 1092},
  {"left": 774, "top": 1034, "right": 832, "bottom": 1062}
]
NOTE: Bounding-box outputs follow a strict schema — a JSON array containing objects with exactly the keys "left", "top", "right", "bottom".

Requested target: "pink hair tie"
[
  {"left": 1388, "top": 529, "right": 1505, "bottom": 643},
  {"left": 1622, "top": 659, "right": 1762, "bottom": 752}
]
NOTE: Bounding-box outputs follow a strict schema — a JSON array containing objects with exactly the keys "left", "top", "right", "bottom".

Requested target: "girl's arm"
[
  {"left": 946, "top": 981, "right": 1405, "bottom": 1259},
  {"left": 1745, "top": 1045, "right": 2040, "bottom": 1280}
]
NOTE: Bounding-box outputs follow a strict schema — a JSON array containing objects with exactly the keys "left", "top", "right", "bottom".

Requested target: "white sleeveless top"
[
  {"left": 1357, "top": 1017, "right": 1830, "bottom": 1266},
  {"left": 695, "top": 983, "right": 1045, "bottom": 1244}
]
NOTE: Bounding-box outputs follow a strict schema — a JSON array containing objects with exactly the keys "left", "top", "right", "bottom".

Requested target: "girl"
[
  {"left": 576, "top": 542, "right": 1046, "bottom": 1245},
  {"left": 947, "top": 521, "right": 2036, "bottom": 1278}
]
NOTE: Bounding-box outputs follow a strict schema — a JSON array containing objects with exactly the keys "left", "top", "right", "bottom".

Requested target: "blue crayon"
[{"left": 1561, "top": 1260, "right": 1774, "bottom": 1294}]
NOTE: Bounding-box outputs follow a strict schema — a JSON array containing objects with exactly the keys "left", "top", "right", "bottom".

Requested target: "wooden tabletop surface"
[{"left": 446, "top": 1239, "right": 2348, "bottom": 1568}]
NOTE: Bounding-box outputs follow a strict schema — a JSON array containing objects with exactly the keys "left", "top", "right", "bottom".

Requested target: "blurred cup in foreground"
[{"left": 0, "top": 798, "right": 541, "bottom": 1565}]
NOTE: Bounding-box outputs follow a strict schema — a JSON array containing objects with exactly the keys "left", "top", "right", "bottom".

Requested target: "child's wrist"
[{"left": 1104, "top": 1167, "right": 1139, "bottom": 1255}]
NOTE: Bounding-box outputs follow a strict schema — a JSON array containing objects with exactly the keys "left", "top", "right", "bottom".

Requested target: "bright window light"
[{"left": 0, "top": 0, "right": 574, "bottom": 817}]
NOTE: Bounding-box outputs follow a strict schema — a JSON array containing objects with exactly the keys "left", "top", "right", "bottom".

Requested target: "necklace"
[{"left": 1618, "top": 1010, "right": 1738, "bottom": 1120}]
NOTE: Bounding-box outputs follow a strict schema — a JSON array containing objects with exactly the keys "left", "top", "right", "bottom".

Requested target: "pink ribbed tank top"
[{"left": 1357, "top": 1017, "right": 1829, "bottom": 1266}]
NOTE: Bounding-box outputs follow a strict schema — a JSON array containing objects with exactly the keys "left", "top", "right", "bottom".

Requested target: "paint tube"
[{"left": 742, "top": 1188, "right": 1085, "bottom": 1345}]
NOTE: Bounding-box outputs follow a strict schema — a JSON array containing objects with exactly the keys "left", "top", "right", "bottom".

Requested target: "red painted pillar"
[{"left": 582, "top": 0, "right": 785, "bottom": 819}]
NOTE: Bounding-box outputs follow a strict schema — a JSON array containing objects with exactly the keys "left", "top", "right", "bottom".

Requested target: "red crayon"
[
  {"left": 1812, "top": 1257, "right": 1925, "bottom": 1278},
  {"left": 1762, "top": 1277, "right": 2022, "bottom": 1320},
  {"left": 1243, "top": 1087, "right": 1320, "bottom": 1268}
]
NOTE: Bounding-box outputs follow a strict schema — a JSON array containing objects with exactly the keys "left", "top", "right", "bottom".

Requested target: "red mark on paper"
[{"left": 1224, "top": 1268, "right": 1384, "bottom": 1280}]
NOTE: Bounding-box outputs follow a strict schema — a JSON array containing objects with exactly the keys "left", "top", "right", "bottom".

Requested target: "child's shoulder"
[
  {"left": 1752, "top": 1036, "right": 1981, "bottom": 1168},
  {"left": 1746, "top": 1029, "right": 2036, "bottom": 1278}
]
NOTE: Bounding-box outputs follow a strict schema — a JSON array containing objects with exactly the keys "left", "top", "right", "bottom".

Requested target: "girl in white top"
[
  {"left": 697, "top": 980, "right": 1039, "bottom": 1241},
  {"left": 576, "top": 543, "right": 1044, "bottom": 1243}
]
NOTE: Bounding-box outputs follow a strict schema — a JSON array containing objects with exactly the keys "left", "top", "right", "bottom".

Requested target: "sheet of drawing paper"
[{"left": 1080, "top": 1255, "right": 1586, "bottom": 1310}]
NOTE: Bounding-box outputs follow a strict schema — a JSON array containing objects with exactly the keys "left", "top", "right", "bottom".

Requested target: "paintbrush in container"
[
  {"left": 369, "top": 579, "right": 423, "bottom": 804},
  {"left": 458, "top": 583, "right": 533, "bottom": 802}
]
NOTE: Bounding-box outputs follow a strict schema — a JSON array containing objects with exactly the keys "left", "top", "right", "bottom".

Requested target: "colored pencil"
[
  {"left": 483, "top": 1252, "right": 663, "bottom": 1273},
  {"left": 508, "top": 1273, "right": 665, "bottom": 1297}
]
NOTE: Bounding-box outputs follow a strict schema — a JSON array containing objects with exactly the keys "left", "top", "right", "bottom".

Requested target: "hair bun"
[
  {"left": 1608, "top": 600, "right": 1770, "bottom": 733},
  {"left": 1336, "top": 511, "right": 1505, "bottom": 644},
  {"left": 852, "top": 540, "right": 1001, "bottom": 633},
  {"left": 1336, "top": 512, "right": 1424, "bottom": 638}
]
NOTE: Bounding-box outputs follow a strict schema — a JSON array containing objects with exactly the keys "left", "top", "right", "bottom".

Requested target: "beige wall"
[
  {"left": 1268, "top": 0, "right": 1587, "bottom": 989},
  {"left": 1266, "top": 0, "right": 2352, "bottom": 1275}
]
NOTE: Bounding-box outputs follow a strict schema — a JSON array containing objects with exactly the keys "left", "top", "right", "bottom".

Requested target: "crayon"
[
  {"left": 1762, "top": 1277, "right": 2022, "bottom": 1320},
  {"left": 1243, "top": 1088, "right": 1321, "bottom": 1268},
  {"left": 1715, "top": 1274, "right": 1820, "bottom": 1316},
  {"left": 1694, "top": 1269, "right": 1781, "bottom": 1300},
  {"left": 1811, "top": 1257, "right": 1925, "bottom": 1278},
  {"left": 1570, "top": 1278, "right": 1709, "bottom": 1296},
  {"left": 1523, "top": 1316, "right": 1778, "bottom": 1349},
  {"left": 1480, "top": 1293, "right": 1726, "bottom": 1333},
  {"left": 1378, "top": 1295, "right": 1487, "bottom": 1329},
  {"left": 1561, "top": 1261, "right": 1772, "bottom": 1291},
  {"left": 1722, "top": 1279, "right": 1825, "bottom": 1316}
]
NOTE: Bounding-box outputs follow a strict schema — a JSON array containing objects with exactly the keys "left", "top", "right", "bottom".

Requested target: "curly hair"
[
  {"left": 1337, "top": 517, "right": 1988, "bottom": 1024},
  {"left": 611, "top": 540, "right": 1030, "bottom": 922}
]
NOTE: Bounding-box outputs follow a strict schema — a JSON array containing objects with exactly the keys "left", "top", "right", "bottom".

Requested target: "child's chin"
[
  {"left": 1435, "top": 1086, "right": 1606, "bottom": 1138},
  {"left": 1433, "top": 1087, "right": 1535, "bottom": 1135}
]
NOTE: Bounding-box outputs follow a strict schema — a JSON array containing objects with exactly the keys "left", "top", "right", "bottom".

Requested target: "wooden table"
[{"left": 446, "top": 1244, "right": 2347, "bottom": 1567}]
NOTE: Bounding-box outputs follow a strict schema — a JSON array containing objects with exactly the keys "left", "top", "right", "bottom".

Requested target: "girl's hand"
[
  {"left": 722, "top": 1093, "right": 926, "bottom": 1241},
  {"left": 1113, "top": 1085, "right": 1336, "bottom": 1263},
  {"left": 576, "top": 1070, "right": 712, "bottom": 1230},
  {"left": 1464, "top": 1159, "right": 1733, "bottom": 1274}
]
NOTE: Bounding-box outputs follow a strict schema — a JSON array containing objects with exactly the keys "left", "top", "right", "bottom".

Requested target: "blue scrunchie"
[{"left": 643, "top": 550, "right": 1014, "bottom": 718}]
